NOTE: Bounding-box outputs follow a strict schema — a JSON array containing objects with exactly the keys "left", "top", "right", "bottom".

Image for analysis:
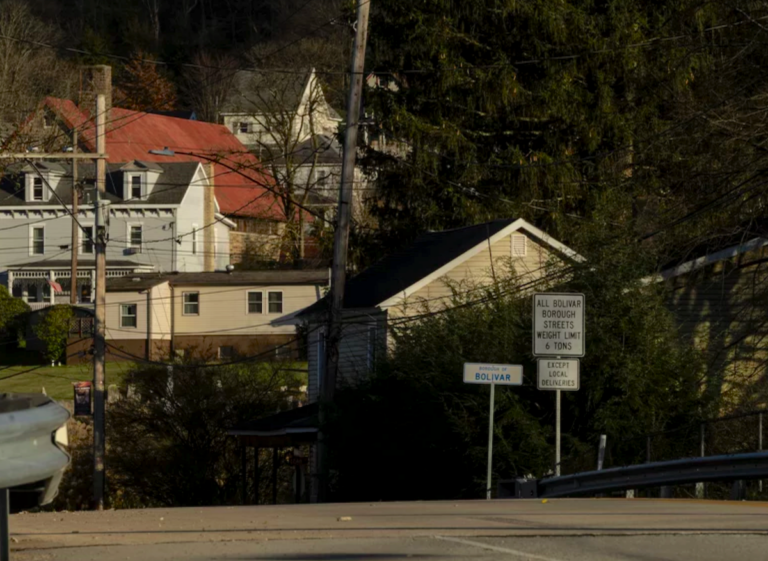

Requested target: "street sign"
[
  {"left": 533, "top": 293, "right": 585, "bottom": 357},
  {"left": 537, "top": 359, "right": 580, "bottom": 391},
  {"left": 463, "top": 363, "right": 523, "bottom": 386}
]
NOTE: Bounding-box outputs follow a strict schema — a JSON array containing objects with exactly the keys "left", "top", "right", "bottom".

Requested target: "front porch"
[{"left": 6, "top": 260, "right": 154, "bottom": 309}]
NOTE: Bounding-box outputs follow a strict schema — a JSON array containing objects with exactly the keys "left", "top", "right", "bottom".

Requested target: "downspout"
[
  {"left": 146, "top": 289, "right": 152, "bottom": 361},
  {"left": 170, "top": 284, "right": 175, "bottom": 356}
]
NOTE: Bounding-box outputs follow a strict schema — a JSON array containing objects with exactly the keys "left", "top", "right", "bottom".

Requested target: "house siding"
[
  {"left": 172, "top": 283, "right": 323, "bottom": 336},
  {"left": 306, "top": 309, "right": 387, "bottom": 402},
  {"left": 668, "top": 248, "right": 768, "bottom": 409},
  {"left": 389, "top": 230, "right": 554, "bottom": 318}
]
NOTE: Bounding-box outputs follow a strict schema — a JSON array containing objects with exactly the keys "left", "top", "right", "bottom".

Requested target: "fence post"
[
  {"left": 695, "top": 423, "right": 705, "bottom": 499},
  {"left": 757, "top": 413, "right": 763, "bottom": 493}
]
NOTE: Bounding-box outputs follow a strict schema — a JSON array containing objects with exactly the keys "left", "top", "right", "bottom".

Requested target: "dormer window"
[
  {"left": 32, "top": 177, "right": 44, "bottom": 201},
  {"left": 43, "top": 114, "right": 54, "bottom": 129},
  {"left": 130, "top": 175, "right": 142, "bottom": 200}
]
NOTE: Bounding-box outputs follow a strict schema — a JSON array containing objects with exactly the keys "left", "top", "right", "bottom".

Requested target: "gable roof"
[
  {"left": 221, "top": 70, "right": 312, "bottom": 114},
  {"left": 39, "top": 98, "right": 282, "bottom": 220},
  {"left": 297, "top": 218, "right": 582, "bottom": 316},
  {"left": 0, "top": 161, "right": 200, "bottom": 207}
]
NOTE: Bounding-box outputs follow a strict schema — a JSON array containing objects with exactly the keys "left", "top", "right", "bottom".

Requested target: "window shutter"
[{"left": 511, "top": 234, "right": 527, "bottom": 257}]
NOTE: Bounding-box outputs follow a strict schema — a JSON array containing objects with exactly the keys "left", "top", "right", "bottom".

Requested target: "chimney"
[
  {"left": 79, "top": 65, "right": 112, "bottom": 116},
  {"left": 203, "top": 162, "right": 216, "bottom": 272}
]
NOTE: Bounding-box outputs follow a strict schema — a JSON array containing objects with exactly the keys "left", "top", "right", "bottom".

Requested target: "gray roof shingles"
[
  {"left": 106, "top": 269, "right": 329, "bottom": 292},
  {"left": 0, "top": 161, "right": 199, "bottom": 207}
]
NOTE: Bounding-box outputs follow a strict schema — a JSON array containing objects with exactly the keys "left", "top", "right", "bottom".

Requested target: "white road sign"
[
  {"left": 537, "top": 358, "right": 580, "bottom": 391},
  {"left": 463, "top": 363, "right": 523, "bottom": 386},
  {"left": 533, "top": 293, "right": 585, "bottom": 357}
]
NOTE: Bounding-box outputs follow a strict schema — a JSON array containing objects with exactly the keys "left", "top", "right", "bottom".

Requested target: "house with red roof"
[{"left": 8, "top": 66, "right": 292, "bottom": 267}]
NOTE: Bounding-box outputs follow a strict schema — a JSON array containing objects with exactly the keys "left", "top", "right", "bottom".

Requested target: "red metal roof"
[{"left": 43, "top": 97, "right": 282, "bottom": 219}]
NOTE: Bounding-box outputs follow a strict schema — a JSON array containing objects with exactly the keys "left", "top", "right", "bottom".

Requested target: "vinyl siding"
[
  {"left": 173, "top": 283, "right": 323, "bottom": 336},
  {"left": 668, "top": 247, "right": 768, "bottom": 409},
  {"left": 105, "top": 291, "right": 148, "bottom": 340},
  {"left": 149, "top": 282, "right": 172, "bottom": 342},
  {"left": 389, "top": 230, "right": 555, "bottom": 318},
  {"left": 306, "top": 309, "right": 387, "bottom": 402}
]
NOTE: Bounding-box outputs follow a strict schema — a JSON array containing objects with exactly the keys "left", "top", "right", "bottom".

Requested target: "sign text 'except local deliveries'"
[{"left": 537, "top": 359, "right": 580, "bottom": 391}]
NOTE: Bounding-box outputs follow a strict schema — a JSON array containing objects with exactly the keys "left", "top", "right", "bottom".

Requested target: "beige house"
[
  {"left": 658, "top": 237, "right": 768, "bottom": 412},
  {"left": 104, "top": 270, "right": 328, "bottom": 362}
]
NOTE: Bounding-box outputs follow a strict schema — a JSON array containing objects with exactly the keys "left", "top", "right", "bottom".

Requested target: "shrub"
[{"left": 33, "top": 305, "right": 74, "bottom": 363}]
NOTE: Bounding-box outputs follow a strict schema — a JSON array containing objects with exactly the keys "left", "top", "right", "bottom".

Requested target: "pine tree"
[{"left": 118, "top": 51, "right": 177, "bottom": 112}]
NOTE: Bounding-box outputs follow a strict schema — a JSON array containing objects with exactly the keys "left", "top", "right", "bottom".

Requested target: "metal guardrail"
[
  {"left": 532, "top": 451, "right": 768, "bottom": 498},
  {"left": 0, "top": 394, "right": 70, "bottom": 561}
]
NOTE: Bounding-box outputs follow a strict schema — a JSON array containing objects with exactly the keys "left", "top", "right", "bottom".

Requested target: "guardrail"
[
  {"left": 500, "top": 451, "right": 768, "bottom": 499},
  {"left": 0, "top": 394, "right": 70, "bottom": 561}
]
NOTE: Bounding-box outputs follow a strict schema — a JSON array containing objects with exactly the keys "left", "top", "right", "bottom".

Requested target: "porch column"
[
  {"left": 48, "top": 270, "right": 55, "bottom": 303},
  {"left": 6, "top": 270, "right": 13, "bottom": 294}
]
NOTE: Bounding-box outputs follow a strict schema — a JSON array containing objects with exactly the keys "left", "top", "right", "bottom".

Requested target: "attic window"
[
  {"left": 32, "top": 177, "right": 44, "bottom": 201},
  {"left": 237, "top": 122, "right": 250, "bottom": 134},
  {"left": 130, "top": 175, "right": 143, "bottom": 200},
  {"left": 43, "top": 114, "right": 54, "bottom": 128},
  {"left": 511, "top": 234, "right": 527, "bottom": 257}
]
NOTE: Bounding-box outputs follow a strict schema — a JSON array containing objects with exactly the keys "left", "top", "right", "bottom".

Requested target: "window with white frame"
[
  {"left": 129, "top": 225, "right": 143, "bottom": 251},
  {"left": 511, "top": 234, "right": 527, "bottom": 257},
  {"left": 247, "top": 291, "right": 263, "bottom": 314},
  {"left": 182, "top": 292, "right": 199, "bottom": 315},
  {"left": 81, "top": 225, "right": 94, "bottom": 254},
  {"left": 237, "top": 122, "right": 250, "bottom": 134},
  {"left": 130, "top": 175, "right": 143, "bottom": 200},
  {"left": 32, "top": 177, "right": 44, "bottom": 201},
  {"left": 268, "top": 291, "right": 283, "bottom": 314},
  {"left": 120, "top": 304, "right": 138, "bottom": 328},
  {"left": 30, "top": 226, "right": 44, "bottom": 255}
]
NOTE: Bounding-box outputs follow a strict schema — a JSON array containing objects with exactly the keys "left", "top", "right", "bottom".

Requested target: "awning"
[{"left": 228, "top": 403, "right": 318, "bottom": 448}]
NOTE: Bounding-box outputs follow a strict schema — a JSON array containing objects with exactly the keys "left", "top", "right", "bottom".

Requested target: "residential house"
[
  {"left": 219, "top": 69, "right": 341, "bottom": 149},
  {"left": 0, "top": 159, "right": 232, "bottom": 309},
  {"left": 657, "top": 236, "right": 768, "bottom": 411},
  {"left": 9, "top": 65, "right": 286, "bottom": 267},
  {"left": 103, "top": 269, "right": 329, "bottom": 362},
  {"left": 229, "top": 218, "right": 581, "bottom": 502}
]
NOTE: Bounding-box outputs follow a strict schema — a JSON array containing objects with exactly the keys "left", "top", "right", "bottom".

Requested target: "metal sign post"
[
  {"left": 463, "top": 363, "right": 523, "bottom": 499},
  {"left": 533, "top": 293, "right": 585, "bottom": 478}
]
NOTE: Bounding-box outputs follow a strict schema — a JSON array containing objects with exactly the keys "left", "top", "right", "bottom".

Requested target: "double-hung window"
[
  {"left": 130, "top": 175, "right": 142, "bottom": 200},
  {"left": 268, "top": 291, "right": 283, "bottom": 314},
  {"left": 31, "top": 226, "right": 44, "bottom": 255},
  {"left": 81, "top": 225, "right": 94, "bottom": 254},
  {"left": 247, "top": 291, "right": 263, "bottom": 314},
  {"left": 183, "top": 292, "right": 199, "bottom": 315},
  {"left": 32, "top": 177, "right": 44, "bottom": 201},
  {"left": 120, "top": 304, "right": 138, "bottom": 328},
  {"left": 129, "top": 225, "right": 143, "bottom": 251}
]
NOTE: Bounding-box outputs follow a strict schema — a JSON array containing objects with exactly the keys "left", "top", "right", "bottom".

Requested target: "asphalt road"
[{"left": 10, "top": 499, "right": 768, "bottom": 560}]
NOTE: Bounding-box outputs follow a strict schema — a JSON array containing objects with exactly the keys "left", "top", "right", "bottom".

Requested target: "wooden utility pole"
[
  {"left": 93, "top": 94, "right": 107, "bottom": 510},
  {"left": 317, "top": 0, "right": 371, "bottom": 503},
  {"left": 70, "top": 130, "right": 79, "bottom": 305}
]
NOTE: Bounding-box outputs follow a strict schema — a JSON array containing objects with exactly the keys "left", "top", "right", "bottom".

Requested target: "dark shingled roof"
[
  {"left": 299, "top": 219, "right": 519, "bottom": 315},
  {"left": 106, "top": 270, "right": 329, "bottom": 291},
  {"left": 0, "top": 161, "right": 199, "bottom": 207},
  {"left": 229, "top": 403, "right": 318, "bottom": 435},
  {"left": 266, "top": 135, "right": 343, "bottom": 166},
  {"left": 222, "top": 70, "right": 312, "bottom": 114}
]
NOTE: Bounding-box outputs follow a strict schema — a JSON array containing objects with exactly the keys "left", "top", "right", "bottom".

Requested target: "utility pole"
[
  {"left": 70, "top": 130, "right": 79, "bottom": 304},
  {"left": 317, "top": 0, "right": 371, "bottom": 503},
  {"left": 93, "top": 94, "right": 107, "bottom": 510}
]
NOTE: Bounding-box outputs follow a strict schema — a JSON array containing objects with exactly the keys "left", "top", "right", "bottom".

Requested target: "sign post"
[
  {"left": 463, "top": 363, "right": 523, "bottom": 499},
  {"left": 533, "top": 293, "right": 585, "bottom": 477}
]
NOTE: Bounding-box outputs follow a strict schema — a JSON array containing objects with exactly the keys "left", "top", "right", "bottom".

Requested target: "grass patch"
[{"left": 0, "top": 362, "right": 133, "bottom": 401}]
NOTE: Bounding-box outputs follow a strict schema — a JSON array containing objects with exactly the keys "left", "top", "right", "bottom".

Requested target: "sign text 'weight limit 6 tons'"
[{"left": 533, "top": 293, "right": 585, "bottom": 357}]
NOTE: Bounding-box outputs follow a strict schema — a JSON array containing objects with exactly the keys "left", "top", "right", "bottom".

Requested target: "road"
[{"left": 9, "top": 499, "right": 768, "bottom": 560}]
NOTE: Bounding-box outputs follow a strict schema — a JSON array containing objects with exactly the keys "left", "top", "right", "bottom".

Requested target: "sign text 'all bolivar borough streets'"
[{"left": 533, "top": 293, "right": 585, "bottom": 357}]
